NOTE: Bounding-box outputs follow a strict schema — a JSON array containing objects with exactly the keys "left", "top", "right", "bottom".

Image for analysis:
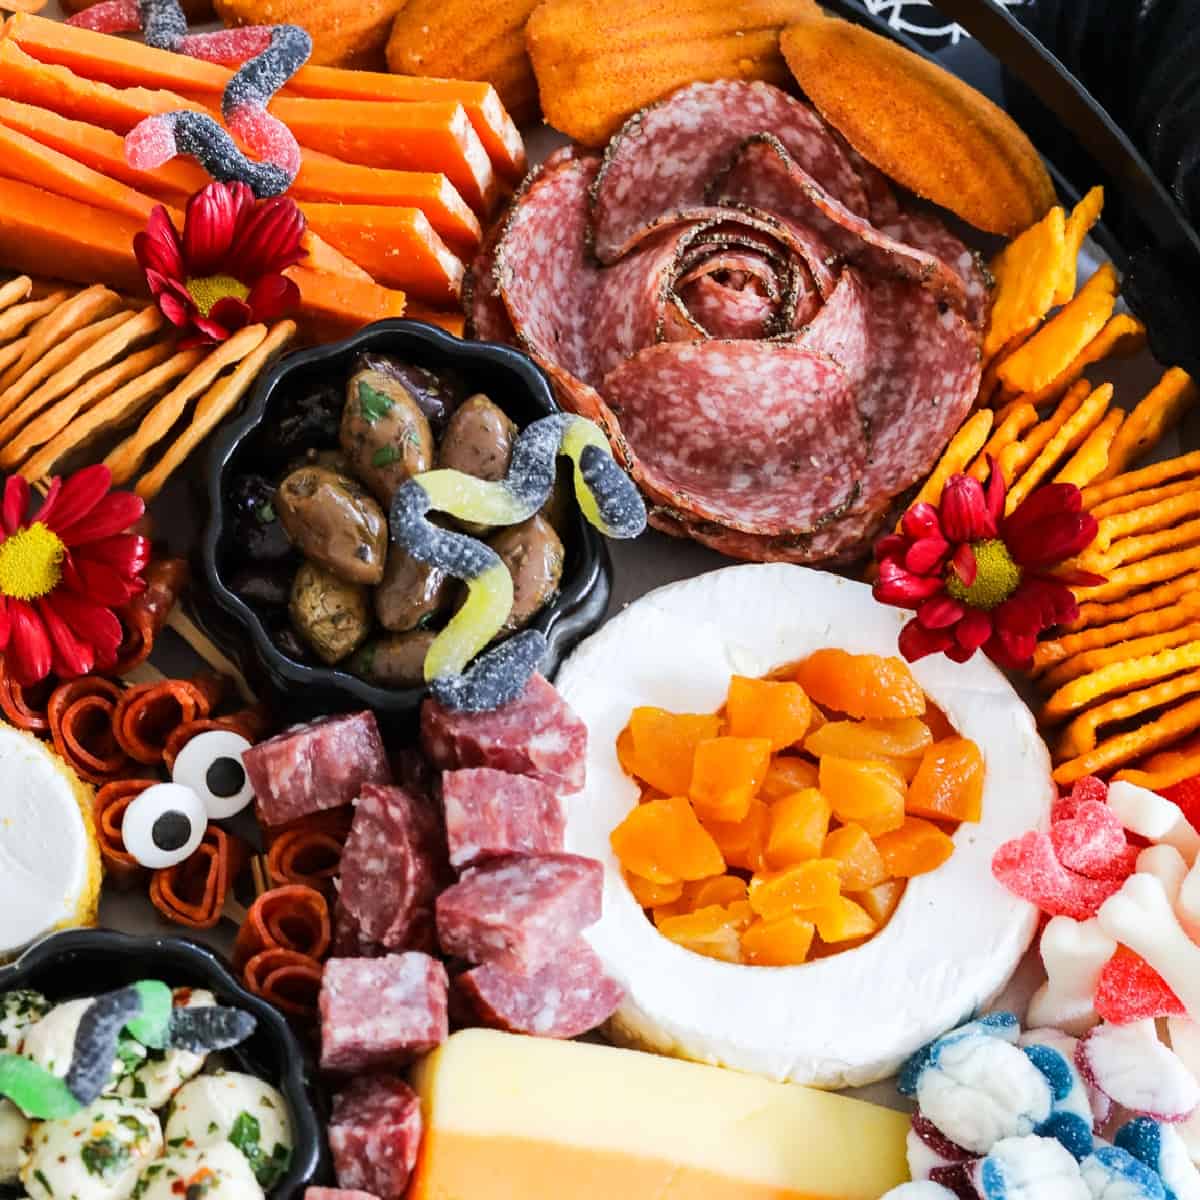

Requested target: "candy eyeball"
[
  {"left": 171, "top": 730, "right": 255, "bottom": 819},
  {"left": 122, "top": 784, "right": 207, "bottom": 869}
]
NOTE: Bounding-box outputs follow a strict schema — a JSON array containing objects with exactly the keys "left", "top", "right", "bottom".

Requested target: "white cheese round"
[
  {"left": 114, "top": 990, "right": 217, "bottom": 1109},
  {"left": 134, "top": 1141, "right": 265, "bottom": 1200},
  {"left": 165, "top": 1073, "right": 292, "bottom": 1190},
  {"left": 555, "top": 564, "right": 1052, "bottom": 1088},
  {"left": 0, "top": 1098, "right": 29, "bottom": 1185},
  {"left": 0, "top": 990, "right": 50, "bottom": 1053},
  {"left": 21, "top": 1097, "right": 162, "bottom": 1200},
  {"left": 0, "top": 723, "right": 101, "bottom": 961},
  {"left": 21, "top": 999, "right": 145, "bottom": 1092}
]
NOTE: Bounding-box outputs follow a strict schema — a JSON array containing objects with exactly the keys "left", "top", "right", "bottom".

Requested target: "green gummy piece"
[
  {"left": 125, "top": 981, "right": 172, "bottom": 1048},
  {"left": 0, "top": 1054, "right": 80, "bottom": 1120}
]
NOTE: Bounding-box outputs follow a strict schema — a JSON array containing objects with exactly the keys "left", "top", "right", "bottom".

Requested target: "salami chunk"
[
  {"left": 307, "top": 1189, "right": 380, "bottom": 1200},
  {"left": 421, "top": 673, "right": 587, "bottom": 793},
  {"left": 337, "top": 784, "right": 449, "bottom": 953},
  {"left": 435, "top": 853, "right": 603, "bottom": 970},
  {"left": 328, "top": 1075, "right": 422, "bottom": 1200},
  {"left": 441, "top": 768, "right": 565, "bottom": 870},
  {"left": 459, "top": 938, "right": 623, "bottom": 1039},
  {"left": 319, "top": 953, "right": 448, "bottom": 1073},
  {"left": 243, "top": 713, "right": 391, "bottom": 827}
]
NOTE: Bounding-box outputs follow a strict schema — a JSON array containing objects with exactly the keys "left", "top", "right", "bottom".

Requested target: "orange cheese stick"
[
  {"left": 286, "top": 265, "right": 407, "bottom": 341},
  {"left": 5, "top": 13, "right": 525, "bottom": 182},
  {"left": 269, "top": 96, "right": 498, "bottom": 214},
  {"left": 405, "top": 306, "right": 465, "bottom": 338},
  {"left": 298, "top": 203, "right": 464, "bottom": 305}
]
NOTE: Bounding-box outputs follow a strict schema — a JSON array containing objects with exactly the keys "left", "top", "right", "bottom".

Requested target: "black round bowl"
[
  {"left": 201, "top": 319, "right": 611, "bottom": 723},
  {"left": 0, "top": 929, "right": 327, "bottom": 1200}
]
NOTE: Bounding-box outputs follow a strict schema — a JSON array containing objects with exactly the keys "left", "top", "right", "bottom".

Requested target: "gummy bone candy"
[
  {"left": 0, "top": 980, "right": 256, "bottom": 1119},
  {"left": 1099, "top": 872, "right": 1200, "bottom": 1025},
  {"left": 1077, "top": 1020, "right": 1200, "bottom": 1122},
  {"left": 1026, "top": 916, "right": 1116, "bottom": 1035},
  {"left": 1138, "top": 844, "right": 1189, "bottom": 903},
  {"left": 1107, "top": 781, "right": 1200, "bottom": 863},
  {"left": 115, "top": 0, "right": 311, "bottom": 197},
  {"left": 389, "top": 413, "right": 646, "bottom": 713},
  {"left": 972, "top": 1135, "right": 1090, "bottom": 1200},
  {"left": 1167, "top": 1019, "right": 1200, "bottom": 1168}
]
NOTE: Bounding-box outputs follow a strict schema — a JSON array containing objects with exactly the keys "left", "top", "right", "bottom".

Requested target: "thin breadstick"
[
  {"left": 1054, "top": 407, "right": 1123, "bottom": 488},
  {"left": 0, "top": 336, "right": 29, "bottom": 378},
  {"left": 0, "top": 310, "right": 134, "bottom": 426},
  {"left": 136, "top": 321, "right": 296, "bottom": 502},
  {"left": 104, "top": 325, "right": 267, "bottom": 485},
  {"left": 0, "top": 308, "right": 164, "bottom": 450},
  {"left": 902, "top": 409, "right": 993, "bottom": 523},
  {"left": 0, "top": 277, "right": 32, "bottom": 315},
  {"left": 0, "top": 341, "right": 177, "bottom": 471},
  {"left": 0, "top": 286, "right": 121, "bottom": 394},
  {"left": 0, "top": 291, "right": 69, "bottom": 344},
  {"left": 166, "top": 608, "right": 257, "bottom": 705},
  {"left": 20, "top": 347, "right": 206, "bottom": 481}
]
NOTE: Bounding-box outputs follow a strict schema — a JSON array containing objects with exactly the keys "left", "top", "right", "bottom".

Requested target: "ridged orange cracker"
[
  {"left": 1054, "top": 186, "right": 1104, "bottom": 305},
  {"left": 1041, "top": 621, "right": 1200, "bottom": 693},
  {"left": 0, "top": 276, "right": 31, "bottom": 313},
  {"left": 1090, "top": 478, "right": 1198, "bottom": 521},
  {"left": 1054, "top": 694, "right": 1200, "bottom": 784},
  {"left": 1017, "top": 312, "right": 1147, "bottom": 410},
  {"left": 984, "top": 206, "right": 1067, "bottom": 360},
  {"left": 1056, "top": 668, "right": 1200, "bottom": 760},
  {"left": 1097, "top": 367, "right": 1199, "bottom": 481},
  {"left": 1055, "top": 407, "right": 1123, "bottom": 488},
  {"left": 1093, "top": 489, "right": 1200, "bottom": 553},
  {"left": 1082, "top": 450, "right": 1200, "bottom": 510},
  {"left": 969, "top": 402, "right": 1037, "bottom": 481},
  {"left": 1071, "top": 571, "right": 1200, "bottom": 632},
  {"left": 903, "top": 408, "right": 993, "bottom": 520}
]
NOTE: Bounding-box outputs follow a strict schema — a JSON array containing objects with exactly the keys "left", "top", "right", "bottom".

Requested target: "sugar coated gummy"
[
  {"left": 1050, "top": 799, "right": 1135, "bottom": 881},
  {"left": 1115, "top": 1117, "right": 1200, "bottom": 1200},
  {"left": 1079, "top": 1145, "right": 1168, "bottom": 1200},
  {"left": 992, "top": 830, "right": 1125, "bottom": 920},
  {"left": 1095, "top": 946, "right": 1186, "bottom": 1024},
  {"left": 1023, "top": 1044, "right": 1094, "bottom": 1159},
  {"left": 972, "top": 1135, "right": 1090, "bottom": 1200},
  {"left": 880, "top": 1185, "right": 961, "bottom": 1200},
  {"left": 1077, "top": 1022, "right": 1200, "bottom": 1122}
]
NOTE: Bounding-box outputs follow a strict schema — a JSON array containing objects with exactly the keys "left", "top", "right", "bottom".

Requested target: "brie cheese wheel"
[
  {"left": 0, "top": 723, "right": 101, "bottom": 962},
  {"left": 556, "top": 564, "right": 1052, "bottom": 1089}
]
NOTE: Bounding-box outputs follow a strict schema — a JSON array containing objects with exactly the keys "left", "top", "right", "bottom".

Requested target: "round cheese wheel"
[{"left": 556, "top": 564, "right": 1052, "bottom": 1088}]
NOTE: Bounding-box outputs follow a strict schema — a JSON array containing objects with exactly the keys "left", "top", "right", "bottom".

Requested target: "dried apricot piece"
[
  {"left": 748, "top": 858, "right": 842, "bottom": 919},
  {"left": 765, "top": 788, "right": 831, "bottom": 868},
  {"left": 822, "top": 823, "right": 888, "bottom": 890},
  {"left": 806, "top": 896, "right": 878, "bottom": 943},
  {"left": 761, "top": 756, "right": 820, "bottom": 799},
  {"left": 687, "top": 874, "right": 749, "bottom": 910},
  {"left": 741, "top": 913, "right": 816, "bottom": 966},
  {"left": 611, "top": 795, "right": 725, "bottom": 884},
  {"left": 851, "top": 879, "right": 907, "bottom": 926},
  {"left": 818, "top": 756, "right": 907, "bottom": 836},
  {"left": 874, "top": 816, "right": 955, "bottom": 877},
  {"left": 616, "top": 725, "right": 640, "bottom": 778},
  {"left": 923, "top": 703, "right": 957, "bottom": 742},
  {"left": 656, "top": 901, "right": 753, "bottom": 963},
  {"left": 704, "top": 798, "right": 770, "bottom": 874},
  {"left": 689, "top": 736, "right": 772, "bottom": 823},
  {"left": 623, "top": 871, "right": 683, "bottom": 909},
  {"left": 805, "top": 717, "right": 933, "bottom": 761},
  {"left": 628, "top": 707, "right": 721, "bottom": 796},
  {"left": 793, "top": 649, "right": 925, "bottom": 719},
  {"left": 907, "top": 737, "right": 985, "bottom": 823},
  {"left": 726, "top": 675, "right": 812, "bottom": 750}
]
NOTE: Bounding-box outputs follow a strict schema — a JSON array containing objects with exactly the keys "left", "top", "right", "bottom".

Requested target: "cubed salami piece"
[
  {"left": 328, "top": 1075, "right": 422, "bottom": 1200},
  {"left": 319, "top": 952, "right": 448, "bottom": 1073},
  {"left": 337, "top": 784, "right": 449, "bottom": 952},
  {"left": 306, "top": 1189, "right": 380, "bottom": 1200},
  {"left": 435, "top": 853, "right": 602, "bottom": 970},
  {"left": 441, "top": 768, "right": 565, "bottom": 870},
  {"left": 244, "top": 712, "right": 392, "bottom": 827},
  {"left": 421, "top": 673, "right": 587, "bottom": 794},
  {"left": 459, "top": 937, "right": 624, "bottom": 1038}
]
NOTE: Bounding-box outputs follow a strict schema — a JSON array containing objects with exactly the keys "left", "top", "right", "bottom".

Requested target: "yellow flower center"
[
  {"left": 945, "top": 538, "right": 1021, "bottom": 610},
  {"left": 0, "top": 523, "right": 65, "bottom": 601},
  {"left": 185, "top": 274, "right": 249, "bottom": 318}
]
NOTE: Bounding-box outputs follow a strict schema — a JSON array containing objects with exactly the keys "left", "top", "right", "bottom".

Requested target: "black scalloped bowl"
[
  {"left": 201, "top": 319, "right": 611, "bottom": 722},
  {"left": 0, "top": 928, "right": 327, "bottom": 1200}
]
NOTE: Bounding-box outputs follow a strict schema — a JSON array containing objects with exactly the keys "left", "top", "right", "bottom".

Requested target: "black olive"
[
  {"left": 227, "top": 474, "right": 295, "bottom": 563},
  {"left": 272, "top": 624, "right": 312, "bottom": 663},
  {"left": 229, "top": 564, "right": 293, "bottom": 608},
  {"left": 261, "top": 381, "right": 342, "bottom": 457}
]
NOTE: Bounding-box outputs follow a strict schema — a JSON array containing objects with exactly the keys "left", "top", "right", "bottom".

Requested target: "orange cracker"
[
  {"left": 20, "top": 346, "right": 207, "bottom": 481},
  {"left": 1090, "top": 478, "right": 1198, "bottom": 520},
  {"left": 1005, "top": 383, "right": 1112, "bottom": 513},
  {"left": 984, "top": 204, "right": 1067, "bottom": 361},
  {"left": 1001, "top": 378, "right": 1091, "bottom": 478},
  {"left": 0, "top": 340, "right": 177, "bottom": 471},
  {"left": 0, "top": 276, "right": 31, "bottom": 314},
  {"left": 979, "top": 330, "right": 1032, "bottom": 402},
  {"left": 104, "top": 325, "right": 268, "bottom": 485},
  {"left": 902, "top": 408, "right": 993, "bottom": 520},
  {"left": 0, "top": 336, "right": 29, "bottom": 378},
  {"left": 1041, "top": 637, "right": 1200, "bottom": 724},
  {"left": 136, "top": 321, "right": 297, "bottom": 503},
  {"left": 1055, "top": 406, "right": 1123, "bottom": 488},
  {"left": 1054, "top": 694, "right": 1200, "bottom": 784},
  {"left": 1056, "top": 668, "right": 1200, "bottom": 761},
  {"left": 1098, "top": 367, "right": 1199, "bottom": 481},
  {"left": 1116, "top": 746, "right": 1200, "bottom": 791},
  {"left": 1018, "top": 312, "right": 1147, "bottom": 409},
  {"left": 0, "top": 290, "right": 69, "bottom": 344},
  {"left": 969, "top": 402, "right": 1038, "bottom": 480},
  {"left": 996, "top": 263, "right": 1119, "bottom": 395},
  {"left": 1082, "top": 450, "right": 1200, "bottom": 510},
  {"left": 1041, "top": 621, "right": 1200, "bottom": 692},
  {"left": 1071, "top": 570, "right": 1200, "bottom": 631},
  {"left": 1090, "top": 516, "right": 1200, "bottom": 576},
  {"left": 1075, "top": 549, "right": 1200, "bottom": 605},
  {"left": 1093, "top": 489, "right": 1200, "bottom": 553},
  {"left": 1054, "top": 186, "right": 1104, "bottom": 305}
]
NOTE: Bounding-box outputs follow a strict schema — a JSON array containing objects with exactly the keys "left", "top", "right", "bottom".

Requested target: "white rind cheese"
[{"left": 556, "top": 564, "right": 1052, "bottom": 1089}]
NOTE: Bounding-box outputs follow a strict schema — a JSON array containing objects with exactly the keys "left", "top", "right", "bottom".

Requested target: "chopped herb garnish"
[
  {"left": 229, "top": 1112, "right": 291, "bottom": 1188},
  {"left": 131, "top": 1079, "right": 147, "bottom": 1100},
  {"left": 371, "top": 445, "right": 403, "bottom": 468},
  {"left": 358, "top": 382, "right": 394, "bottom": 424},
  {"left": 206, "top": 1122, "right": 219, "bottom": 1136},
  {"left": 256, "top": 502, "right": 277, "bottom": 523},
  {"left": 167, "top": 1137, "right": 188, "bottom": 1149},
  {"left": 82, "top": 1134, "right": 131, "bottom": 1178}
]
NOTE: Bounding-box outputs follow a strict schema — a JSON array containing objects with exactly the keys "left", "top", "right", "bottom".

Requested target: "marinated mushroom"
[
  {"left": 352, "top": 354, "right": 460, "bottom": 430},
  {"left": 275, "top": 466, "right": 388, "bottom": 586},
  {"left": 438, "top": 394, "right": 518, "bottom": 535},
  {"left": 374, "top": 552, "right": 452, "bottom": 633},
  {"left": 489, "top": 514, "right": 565, "bottom": 635},
  {"left": 348, "top": 631, "right": 437, "bottom": 687},
  {"left": 340, "top": 367, "right": 435, "bottom": 504},
  {"left": 289, "top": 561, "right": 371, "bottom": 664}
]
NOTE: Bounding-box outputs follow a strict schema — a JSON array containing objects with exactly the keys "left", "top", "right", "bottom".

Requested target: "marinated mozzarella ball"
[
  {"left": 134, "top": 1142, "right": 265, "bottom": 1200},
  {"left": 21, "top": 1098, "right": 162, "bottom": 1200},
  {"left": 0, "top": 990, "right": 50, "bottom": 1052},
  {"left": 165, "top": 1073, "right": 292, "bottom": 1190},
  {"left": 0, "top": 1098, "right": 29, "bottom": 1185},
  {"left": 21, "top": 999, "right": 146, "bottom": 1091},
  {"left": 114, "top": 990, "right": 217, "bottom": 1109}
]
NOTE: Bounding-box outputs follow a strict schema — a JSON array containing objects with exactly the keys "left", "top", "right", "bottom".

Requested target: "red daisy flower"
[
  {"left": 0, "top": 467, "right": 150, "bottom": 686},
  {"left": 873, "top": 458, "right": 1104, "bottom": 670},
  {"left": 135, "top": 181, "right": 306, "bottom": 346}
]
